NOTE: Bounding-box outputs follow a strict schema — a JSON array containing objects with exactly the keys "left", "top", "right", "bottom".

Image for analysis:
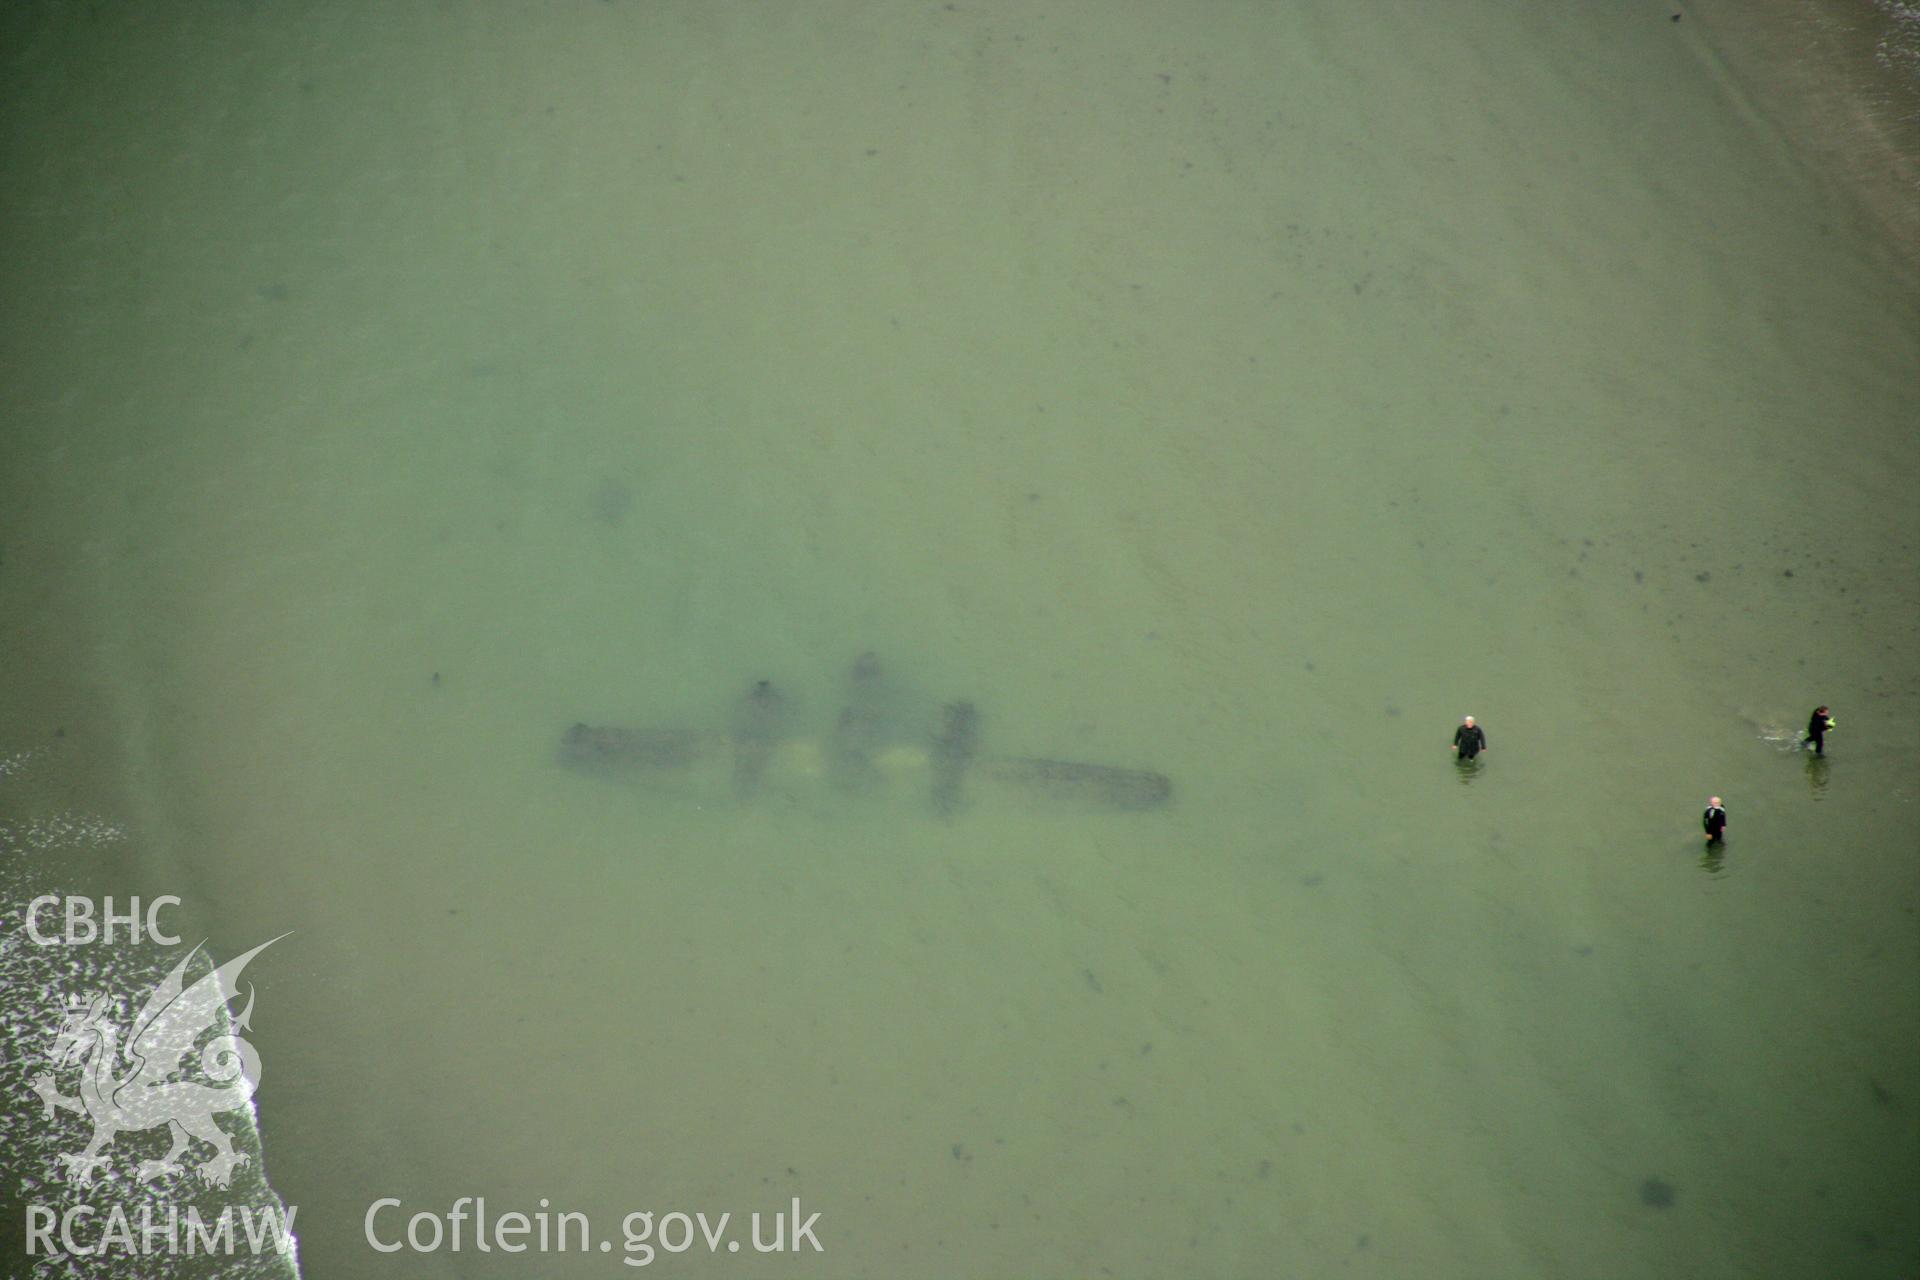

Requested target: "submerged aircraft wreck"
[{"left": 559, "top": 653, "right": 1172, "bottom": 815}]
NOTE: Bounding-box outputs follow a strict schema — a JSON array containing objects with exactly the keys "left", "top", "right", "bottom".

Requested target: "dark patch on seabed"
[{"left": 558, "top": 651, "right": 1175, "bottom": 817}]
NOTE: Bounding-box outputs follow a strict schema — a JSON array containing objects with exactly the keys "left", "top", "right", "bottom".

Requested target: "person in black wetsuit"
[
  {"left": 1805, "top": 706, "right": 1835, "bottom": 756},
  {"left": 1702, "top": 796, "right": 1728, "bottom": 843},
  {"left": 1451, "top": 715, "right": 1487, "bottom": 761}
]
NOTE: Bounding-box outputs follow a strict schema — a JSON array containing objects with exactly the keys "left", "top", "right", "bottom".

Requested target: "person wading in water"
[
  {"left": 1805, "top": 705, "right": 1836, "bottom": 756},
  {"left": 1451, "top": 715, "right": 1487, "bottom": 762},
  {"left": 1703, "top": 796, "right": 1729, "bottom": 844}
]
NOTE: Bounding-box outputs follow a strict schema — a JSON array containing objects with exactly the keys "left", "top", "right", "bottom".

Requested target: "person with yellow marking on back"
[{"left": 1805, "top": 705, "right": 1836, "bottom": 756}]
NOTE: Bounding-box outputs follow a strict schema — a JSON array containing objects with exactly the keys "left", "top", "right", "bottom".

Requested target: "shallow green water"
[{"left": 2, "top": 3, "right": 1915, "bottom": 1277}]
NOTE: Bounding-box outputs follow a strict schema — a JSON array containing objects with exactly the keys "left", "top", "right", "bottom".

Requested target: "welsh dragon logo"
[{"left": 29, "top": 936, "right": 285, "bottom": 1189}]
